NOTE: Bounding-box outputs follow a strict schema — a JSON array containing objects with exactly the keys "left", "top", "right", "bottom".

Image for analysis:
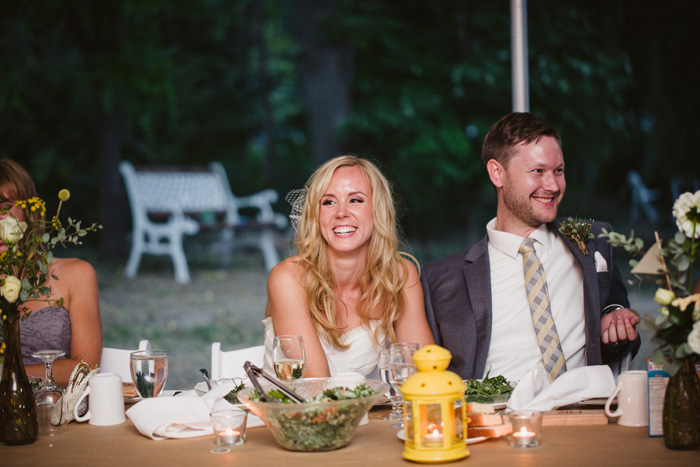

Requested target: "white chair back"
[
  {"left": 211, "top": 343, "right": 264, "bottom": 380},
  {"left": 100, "top": 340, "right": 151, "bottom": 382}
]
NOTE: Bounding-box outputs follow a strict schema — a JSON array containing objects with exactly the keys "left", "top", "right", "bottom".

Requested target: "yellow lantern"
[{"left": 401, "top": 345, "right": 468, "bottom": 463}]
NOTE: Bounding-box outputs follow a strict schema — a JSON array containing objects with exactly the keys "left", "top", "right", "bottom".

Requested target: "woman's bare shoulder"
[
  {"left": 51, "top": 257, "right": 96, "bottom": 278},
  {"left": 268, "top": 256, "right": 304, "bottom": 284}
]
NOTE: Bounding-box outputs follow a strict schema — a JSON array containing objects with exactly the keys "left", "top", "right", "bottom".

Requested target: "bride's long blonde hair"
[{"left": 294, "top": 155, "right": 414, "bottom": 349}]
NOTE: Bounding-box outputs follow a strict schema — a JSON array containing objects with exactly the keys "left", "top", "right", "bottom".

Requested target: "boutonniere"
[{"left": 559, "top": 217, "right": 594, "bottom": 255}]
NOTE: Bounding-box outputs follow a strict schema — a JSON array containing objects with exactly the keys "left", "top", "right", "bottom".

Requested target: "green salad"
[
  {"left": 249, "top": 384, "right": 378, "bottom": 451},
  {"left": 223, "top": 380, "right": 247, "bottom": 405},
  {"left": 464, "top": 369, "right": 514, "bottom": 403}
]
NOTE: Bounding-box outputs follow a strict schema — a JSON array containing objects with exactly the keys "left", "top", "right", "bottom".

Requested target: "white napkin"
[
  {"left": 506, "top": 365, "right": 616, "bottom": 412},
  {"left": 126, "top": 381, "right": 264, "bottom": 440}
]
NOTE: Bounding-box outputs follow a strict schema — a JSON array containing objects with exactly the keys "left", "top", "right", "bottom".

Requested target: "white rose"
[
  {"left": 673, "top": 191, "right": 700, "bottom": 239},
  {"left": 654, "top": 288, "right": 676, "bottom": 306},
  {"left": 1, "top": 275, "right": 22, "bottom": 304},
  {"left": 688, "top": 321, "right": 700, "bottom": 355},
  {"left": 0, "top": 217, "right": 27, "bottom": 245}
]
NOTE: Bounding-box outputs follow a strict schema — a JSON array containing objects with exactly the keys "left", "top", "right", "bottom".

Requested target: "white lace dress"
[{"left": 262, "top": 317, "right": 386, "bottom": 378}]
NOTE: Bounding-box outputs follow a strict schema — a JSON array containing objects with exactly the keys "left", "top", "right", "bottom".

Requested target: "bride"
[{"left": 263, "top": 155, "right": 433, "bottom": 377}]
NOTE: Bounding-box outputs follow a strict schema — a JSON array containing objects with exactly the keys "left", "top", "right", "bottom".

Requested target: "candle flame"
[
  {"left": 520, "top": 427, "right": 528, "bottom": 435},
  {"left": 224, "top": 428, "right": 236, "bottom": 435},
  {"left": 432, "top": 429, "right": 440, "bottom": 437}
]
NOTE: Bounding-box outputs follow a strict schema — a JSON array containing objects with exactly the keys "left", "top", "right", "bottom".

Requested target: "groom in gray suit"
[{"left": 422, "top": 112, "right": 640, "bottom": 380}]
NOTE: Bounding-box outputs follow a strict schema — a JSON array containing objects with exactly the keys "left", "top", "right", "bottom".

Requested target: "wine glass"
[
  {"left": 32, "top": 350, "right": 68, "bottom": 435},
  {"left": 272, "top": 335, "right": 306, "bottom": 382},
  {"left": 388, "top": 342, "right": 419, "bottom": 429},
  {"left": 130, "top": 350, "right": 168, "bottom": 398},
  {"left": 378, "top": 349, "right": 401, "bottom": 421}
]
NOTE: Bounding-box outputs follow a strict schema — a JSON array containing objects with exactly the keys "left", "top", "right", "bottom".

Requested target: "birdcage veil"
[{"left": 285, "top": 188, "right": 308, "bottom": 231}]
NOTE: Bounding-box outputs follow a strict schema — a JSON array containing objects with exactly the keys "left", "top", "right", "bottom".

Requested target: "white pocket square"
[{"left": 594, "top": 251, "right": 608, "bottom": 273}]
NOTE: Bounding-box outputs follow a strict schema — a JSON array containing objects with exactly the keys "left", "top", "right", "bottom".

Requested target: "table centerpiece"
[
  {"left": 601, "top": 189, "right": 700, "bottom": 450},
  {"left": 0, "top": 190, "right": 99, "bottom": 445}
]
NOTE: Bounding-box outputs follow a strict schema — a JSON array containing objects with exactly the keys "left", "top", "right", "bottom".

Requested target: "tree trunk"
[
  {"left": 98, "top": 110, "right": 125, "bottom": 261},
  {"left": 296, "top": 0, "right": 355, "bottom": 166}
]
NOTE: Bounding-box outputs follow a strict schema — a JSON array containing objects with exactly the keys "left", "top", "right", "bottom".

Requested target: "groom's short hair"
[{"left": 481, "top": 112, "right": 561, "bottom": 167}]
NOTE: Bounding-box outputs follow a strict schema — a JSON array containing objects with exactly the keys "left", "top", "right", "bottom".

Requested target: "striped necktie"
[{"left": 519, "top": 238, "right": 567, "bottom": 382}]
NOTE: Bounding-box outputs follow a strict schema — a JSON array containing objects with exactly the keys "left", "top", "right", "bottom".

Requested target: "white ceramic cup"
[
  {"left": 74, "top": 372, "right": 127, "bottom": 426},
  {"left": 604, "top": 370, "right": 648, "bottom": 427}
]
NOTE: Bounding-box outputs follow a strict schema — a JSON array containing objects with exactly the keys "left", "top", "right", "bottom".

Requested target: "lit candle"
[
  {"left": 511, "top": 426, "right": 537, "bottom": 446},
  {"left": 217, "top": 428, "right": 241, "bottom": 446},
  {"left": 423, "top": 428, "right": 444, "bottom": 447}
]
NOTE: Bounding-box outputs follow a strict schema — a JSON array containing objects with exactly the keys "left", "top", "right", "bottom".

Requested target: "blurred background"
[{"left": 2, "top": 0, "right": 698, "bottom": 388}]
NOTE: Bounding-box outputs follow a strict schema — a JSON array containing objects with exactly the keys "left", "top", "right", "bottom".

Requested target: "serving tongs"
[{"left": 243, "top": 361, "right": 306, "bottom": 403}]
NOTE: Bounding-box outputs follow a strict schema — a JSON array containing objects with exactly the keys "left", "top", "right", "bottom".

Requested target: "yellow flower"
[{"left": 58, "top": 189, "right": 70, "bottom": 202}]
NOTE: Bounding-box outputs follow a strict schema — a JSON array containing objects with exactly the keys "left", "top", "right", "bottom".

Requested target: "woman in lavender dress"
[{"left": 0, "top": 159, "right": 102, "bottom": 387}]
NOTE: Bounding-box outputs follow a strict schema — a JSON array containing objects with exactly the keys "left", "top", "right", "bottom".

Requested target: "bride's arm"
[
  {"left": 266, "top": 260, "right": 331, "bottom": 377},
  {"left": 393, "top": 258, "right": 435, "bottom": 348}
]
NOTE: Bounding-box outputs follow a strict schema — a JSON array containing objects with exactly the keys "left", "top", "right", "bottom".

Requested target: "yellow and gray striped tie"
[{"left": 519, "top": 238, "right": 567, "bottom": 382}]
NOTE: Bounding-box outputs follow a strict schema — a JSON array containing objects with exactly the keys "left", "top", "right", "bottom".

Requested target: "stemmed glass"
[
  {"left": 378, "top": 349, "right": 401, "bottom": 421},
  {"left": 130, "top": 350, "right": 168, "bottom": 398},
  {"left": 272, "top": 335, "right": 306, "bottom": 382},
  {"left": 387, "top": 343, "right": 419, "bottom": 429},
  {"left": 31, "top": 350, "right": 68, "bottom": 435}
]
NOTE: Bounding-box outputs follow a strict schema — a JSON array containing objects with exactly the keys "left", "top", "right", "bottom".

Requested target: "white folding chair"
[
  {"left": 100, "top": 340, "right": 151, "bottom": 382},
  {"left": 210, "top": 343, "right": 265, "bottom": 380}
]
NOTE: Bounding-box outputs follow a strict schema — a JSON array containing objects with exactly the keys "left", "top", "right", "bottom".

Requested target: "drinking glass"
[
  {"left": 378, "top": 349, "right": 401, "bottom": 421},
  {"left": 32, "top": 350, "right": 68, "bottom": 435},
  {"left": 130, "top": 350, "right": 168, "bottom": 398},
  {"left": 272, "top": 335, "right": 306, "bottom": 382},
  {"left": 388, "top": 343, "right": 419, "bottom": 429}
]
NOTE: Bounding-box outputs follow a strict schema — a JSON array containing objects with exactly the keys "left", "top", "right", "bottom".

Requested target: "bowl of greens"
[
  {"left": 238, "top": 378, "right": 388, "bottom": 452},
  {"left": 464, "top": 370, "right": 515, "bottom": 404}
]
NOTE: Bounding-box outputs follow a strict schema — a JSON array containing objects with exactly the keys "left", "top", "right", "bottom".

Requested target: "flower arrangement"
[
  {"left": 600, "top": 190, "right": 700, "bottom": 375},
  {"left": 0, "top": 190, "right": 100, "bottom": 319}
]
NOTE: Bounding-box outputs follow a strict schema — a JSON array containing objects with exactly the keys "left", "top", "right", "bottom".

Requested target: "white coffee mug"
[
  {"left": 74, "top": 372, "right": 126, "bottom": 426},
  {"left": 604, "top": 370, "right": 648, "bottom": 427}
]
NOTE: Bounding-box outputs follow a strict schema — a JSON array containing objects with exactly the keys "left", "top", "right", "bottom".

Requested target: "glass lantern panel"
[
  {"left": 454, "top": 399, "right": 465, "bottom": 440},
  {"left": 405, "top": 401, "right": 414, "bottom": 444},
  {"left": 422, "top": 403, "right": 444, "bottom": 448}
]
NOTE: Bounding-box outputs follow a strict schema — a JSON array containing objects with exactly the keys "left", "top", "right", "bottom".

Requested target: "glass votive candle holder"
[
  {"left": 503, "top": 411, "right": 543, "bottom": 448},
  {"left": 210, "top": 409, "right": 248, "bottom": 447}
]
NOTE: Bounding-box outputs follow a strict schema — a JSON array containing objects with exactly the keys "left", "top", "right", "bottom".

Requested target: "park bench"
[{"left": 119, "top": 161, "right": 288, "bottom": 284}]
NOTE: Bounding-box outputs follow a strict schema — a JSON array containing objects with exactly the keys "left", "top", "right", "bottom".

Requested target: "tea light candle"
[
  {"left": 217, "top": 428, "right": 241, "bottom": 446},
  {"left": 423, "top": 428, "right": 444, "bottom": 447},
  {"left": 511, "top": 427, "right": 537, "bottom": 446},
  {"left": 504, "top": 411, "right": 542, "bottom": 448}
]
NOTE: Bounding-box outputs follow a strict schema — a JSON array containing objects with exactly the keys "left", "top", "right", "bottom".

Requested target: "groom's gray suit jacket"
[{"left": 421, "top": 220, "right": 640, "bottom": 379}]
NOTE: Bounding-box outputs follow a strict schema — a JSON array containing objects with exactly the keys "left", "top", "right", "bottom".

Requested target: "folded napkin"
[
  {"left": 127, "top": 381, "right": 264, "bottom": 440},
  {"left": 506, "top": 365, "right": 616, "bottom": 412}
]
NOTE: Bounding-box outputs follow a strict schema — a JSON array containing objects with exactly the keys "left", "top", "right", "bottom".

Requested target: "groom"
[{"left": 422, "top": 112, "right": 640, "bottom": 381}]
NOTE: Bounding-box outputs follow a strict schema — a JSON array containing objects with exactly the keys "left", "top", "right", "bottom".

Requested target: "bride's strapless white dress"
[{"left": 262, "top": 317, "right": 385, "bottom": 378}]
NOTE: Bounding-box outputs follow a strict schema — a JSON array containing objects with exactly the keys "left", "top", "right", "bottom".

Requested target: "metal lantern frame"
[{"left": 401, "top": 345, "right": 468, "bottom": 463}]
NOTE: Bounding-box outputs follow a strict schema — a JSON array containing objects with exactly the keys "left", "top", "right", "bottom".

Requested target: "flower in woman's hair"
[
  {"left": 688, "top": 321, "right": 700, "bottom": 355},
  {"left": 58, "top": 189, "right": 70, "bottom": 202},
  {"left": 672, "top": 190, "right": 700, "bottom": 239},
  {"left": 1, "top": 275, "right": 22, "bottom": 303},
  {"left": 559, "top": 217, "right": 594, "bottom": 255},
  {"left": 0, "top": 217, "right": 27, "bottom": 245},
  {"left": 654, "top": 288, "right": 676, "bottom": 306}
]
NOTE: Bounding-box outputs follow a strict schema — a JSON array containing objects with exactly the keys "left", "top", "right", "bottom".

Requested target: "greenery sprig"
[
  {"left": 559, "top": 217, "right": 594, "bottom": 255},
  {"left": 0, "top": 190, "right": 101, "bottom": 319}
]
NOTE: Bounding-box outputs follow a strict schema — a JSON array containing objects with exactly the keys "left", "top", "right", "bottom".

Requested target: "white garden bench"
[{"left": 119, "top": 161, "right": 288, "bottom": 283}]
